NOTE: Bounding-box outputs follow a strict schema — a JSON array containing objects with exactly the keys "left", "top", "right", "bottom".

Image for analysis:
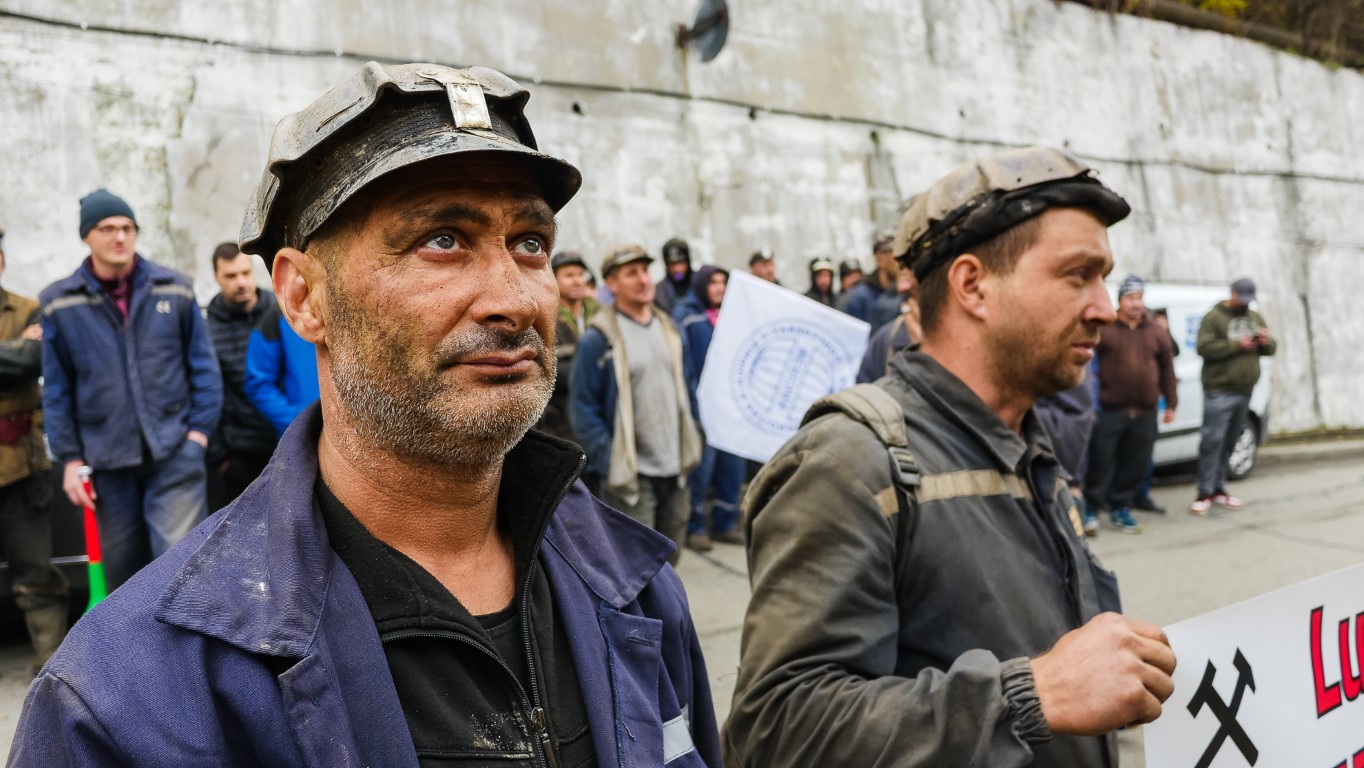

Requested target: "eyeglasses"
[{"left": 94, "top": 224, "right": 137, "bottom": 237}]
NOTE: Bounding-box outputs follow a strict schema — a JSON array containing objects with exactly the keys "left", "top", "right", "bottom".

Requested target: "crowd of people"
[
  {"left": 543, "top": 234, "right": 920, "bottom": 555},
  {"left": 0, "top": 61, "right": 1277, "bottom": 768}
]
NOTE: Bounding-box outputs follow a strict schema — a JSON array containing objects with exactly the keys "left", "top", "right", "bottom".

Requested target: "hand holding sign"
[{"left": 1031, "top": 612, "right": 1178, "bottom": 736}]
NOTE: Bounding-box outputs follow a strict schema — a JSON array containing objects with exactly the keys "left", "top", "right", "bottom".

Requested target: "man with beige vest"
[
  {"left": 570, "top": 245, "right": 702, "bottom": 564},
  {"left": 0, "top": 229, "right": 70, "bottom": 673}
]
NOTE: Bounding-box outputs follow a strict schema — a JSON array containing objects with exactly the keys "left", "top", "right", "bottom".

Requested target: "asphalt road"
[{"left": 0, "top": 451, "right": 1360, "bottom": 764}]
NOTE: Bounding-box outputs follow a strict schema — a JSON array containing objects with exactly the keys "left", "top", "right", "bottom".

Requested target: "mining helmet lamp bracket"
[{"left": 418, "top": 68, "right": 492, "bottom": 130}]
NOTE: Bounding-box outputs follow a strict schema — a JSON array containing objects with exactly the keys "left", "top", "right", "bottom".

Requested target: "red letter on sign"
[
  {"left": 1354, "top": 746, "right": 1364, "bottom": 768},
  {"left": 1314, "top": 607, "right": 1344, "bottom": 717},
  {"left": 1342, "top": 614, "right": 1363, "bottom": 702}
]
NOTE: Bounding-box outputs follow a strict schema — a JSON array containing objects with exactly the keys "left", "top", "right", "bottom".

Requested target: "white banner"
[
  {"left": 697, "top": 271, "right": 870, "bottom": 463},
  {"left": 1144, "top": 562, "right": 1364, "bottom": 768}
]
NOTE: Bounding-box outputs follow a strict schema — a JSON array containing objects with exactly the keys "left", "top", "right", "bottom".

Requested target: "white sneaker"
[{"left": 1189, "top": 497, "right": 1212, "bottom": 516}]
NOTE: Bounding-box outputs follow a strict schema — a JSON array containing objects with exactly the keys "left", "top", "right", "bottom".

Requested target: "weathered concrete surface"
[{"left": 0, "top": 0, "right": 1360, "bottom": 431}]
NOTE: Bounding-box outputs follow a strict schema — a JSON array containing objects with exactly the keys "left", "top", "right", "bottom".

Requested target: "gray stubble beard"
[{"left": 326, "top": 286, "right": 556, "bottom": 468}]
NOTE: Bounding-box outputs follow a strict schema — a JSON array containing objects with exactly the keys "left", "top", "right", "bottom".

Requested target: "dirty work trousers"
[
  {"left": 1084, "top": 409, "right": 1158, "bottom": 512},
  {"left": 687, "top": 445, "right": 743, "bottom": 536},
  {"left": 1196, "top": 391, "right": 1251, "bottom": 499},
  {"left": 0, "top": 474, "right": 70, "bottom": 665}
]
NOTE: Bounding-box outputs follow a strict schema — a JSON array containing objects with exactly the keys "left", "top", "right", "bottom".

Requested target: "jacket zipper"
[
  {"left": 381, "top": 452, "right": 585, "bottom": 768},
  {"left": 518, "top": 453, "right": 585, "bottom": 768},
  {"left": 380, "top": 628, "right": 550, "bottom": 766},
  {"left": 1025, "top": 472, "right": 1083, "bottom": 625}
]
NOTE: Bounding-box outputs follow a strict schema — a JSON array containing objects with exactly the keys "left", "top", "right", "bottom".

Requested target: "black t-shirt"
[{"left": 317, "top": 480, "right": 597, "bottom": 768}]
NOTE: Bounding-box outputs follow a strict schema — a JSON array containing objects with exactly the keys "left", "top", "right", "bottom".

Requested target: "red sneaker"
[{"left": 1211, "top": 492, "right": 1244, "bottom": 510}]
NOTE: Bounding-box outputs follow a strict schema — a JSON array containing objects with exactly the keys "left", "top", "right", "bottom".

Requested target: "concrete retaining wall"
[{"left": 0, "top": 0, "right": 1359, "bottom": 431}]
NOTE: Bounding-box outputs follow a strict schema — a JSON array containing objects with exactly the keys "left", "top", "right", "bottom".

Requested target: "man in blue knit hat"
[{"left": 38, "top": 188, "right": 221, "bottom": 591}]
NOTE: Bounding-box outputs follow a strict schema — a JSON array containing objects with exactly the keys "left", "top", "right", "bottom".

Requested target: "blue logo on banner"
[{"left": 730, "top": 320, "right": 855, "bottom": 436}]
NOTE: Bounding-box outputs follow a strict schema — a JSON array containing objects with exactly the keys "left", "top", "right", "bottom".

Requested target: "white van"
[{"left": 1107, "top": 282, "right": 1273, "bottom": 479}]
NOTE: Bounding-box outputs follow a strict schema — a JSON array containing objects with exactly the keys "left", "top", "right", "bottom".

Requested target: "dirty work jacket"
[
  {"left": 39, "top": 255, "right": 221, "bottom": 470},
  {"left": 728, "top": 350, "right": 1119, "bottom": 768},
  {"left": 570, "top": 306, "right": 702, "bottom": 505},
  {"left": 9, "top": 404, "right": 722, "bottom": 768},
  {"left": 0, "top": 288, "right": 50, "bottom": 487}
]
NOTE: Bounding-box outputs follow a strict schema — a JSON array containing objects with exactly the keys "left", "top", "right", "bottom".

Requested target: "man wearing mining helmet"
[
  {"left": 728, "top": 147, "right": 1176, "bottom": 767},
  {"left": 12, "top": 62, "right": 720, "bottom": 768}
]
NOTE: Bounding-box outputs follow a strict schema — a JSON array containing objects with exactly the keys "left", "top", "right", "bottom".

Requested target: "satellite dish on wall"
[{"left": 676, "top": 0, "right": 729, "bottom": 62}]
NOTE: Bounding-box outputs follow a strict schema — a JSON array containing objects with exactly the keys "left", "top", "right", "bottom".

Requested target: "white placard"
[
  {"left": 1144, "top": 562, "right": 1364, "bottom": 768},
  {"left": 697, "top": 271, "right": 870, "bottom": 463}
]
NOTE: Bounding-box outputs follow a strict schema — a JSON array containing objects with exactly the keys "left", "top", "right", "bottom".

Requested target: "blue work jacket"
[
  {"left": 10, "top": 405, "right": 722, "bottom": 768},
  {"left": 243, "top": 302, "right": 319, "bottom": 437},
  {"left": 40, "top": 255, "right": 221, "bottom": 469}
]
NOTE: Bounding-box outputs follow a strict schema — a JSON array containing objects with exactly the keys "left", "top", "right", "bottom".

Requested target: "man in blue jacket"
[
  {"left": 39, "top": 189, "right": 221, "bottom": 590},
  {"left": 841, "top": 232, "right": 908, "bottom": 331},
  {"left": 12, "top": 63, "right": 720, "bottom": 768},
  {"left": 244, "top": 300, "right": 320, "bottom": 437},
  {"left": 673, "top": 265, "right": 744, "bottom": 551}
]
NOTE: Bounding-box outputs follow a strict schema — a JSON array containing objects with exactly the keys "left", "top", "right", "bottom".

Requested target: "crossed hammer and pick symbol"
[{"left": 1187, "top": 648, "right": 1258, "bottom": 768}]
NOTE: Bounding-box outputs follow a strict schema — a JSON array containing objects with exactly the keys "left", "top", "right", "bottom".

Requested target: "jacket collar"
[
  {"left": 59, "top": 254, "right": 180, "bottom": 296},
  {"left": 154, "top": 403, "right": 672, "bottom": 656},
  {"left": 544, "top": 481, "right": 674, "bottom": 609},
  {"left": 892, "top": 350, "right": 1055, "bottom": 471}
]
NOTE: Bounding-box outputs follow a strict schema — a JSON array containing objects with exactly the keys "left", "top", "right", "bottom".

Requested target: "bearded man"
[
  {"left": 11, "top": 62, "right": 720, "bottom": 768},
  {"left": 727, "top": 147, "right": 1176, "bottom": 768}
]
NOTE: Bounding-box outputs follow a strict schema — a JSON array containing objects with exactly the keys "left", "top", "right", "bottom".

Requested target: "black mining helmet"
[
  {"left": 239, "top": 62, "right": 582, "bottom": 265},
  {"left": 892, "top": 146, "right": 1130, "bottom": 281}
]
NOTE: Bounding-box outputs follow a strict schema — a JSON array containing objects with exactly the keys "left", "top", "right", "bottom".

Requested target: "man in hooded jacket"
[
  {"left": 673, "top": 266, "right": 744, "bottom": 551},
  {"left": 654, "top": 238, "right": 693, "bottom": 315}
]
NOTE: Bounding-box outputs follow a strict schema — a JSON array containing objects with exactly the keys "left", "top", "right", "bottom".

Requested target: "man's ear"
[
  {"left": 945, "top": 253, "right": 990, "bottom": 322},
  {"left": 272, "top": 247, "right": 327, "bottom": 345}
]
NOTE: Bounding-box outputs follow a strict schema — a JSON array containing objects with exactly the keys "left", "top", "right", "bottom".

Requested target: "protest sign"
[
  {"left": 1145, "top": 562, "right": 1364, "bottom": 768},
  {"left": 697, "top": 271, "right": 870, "bottom": 463}
]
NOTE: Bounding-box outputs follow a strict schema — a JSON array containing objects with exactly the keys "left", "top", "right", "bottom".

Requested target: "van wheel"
[{"left": 1227, "top": 419, "right": 1259, "bottom": 480}]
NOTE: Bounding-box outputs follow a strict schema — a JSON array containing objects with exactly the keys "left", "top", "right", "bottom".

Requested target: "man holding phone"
[{"left": 1190, "top": 277, "right": 1276, "bottom": 515}]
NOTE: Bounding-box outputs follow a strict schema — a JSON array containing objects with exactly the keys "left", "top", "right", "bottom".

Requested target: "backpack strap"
[{"left": 803, "top": 384, "right": 920, "bottom": 565}]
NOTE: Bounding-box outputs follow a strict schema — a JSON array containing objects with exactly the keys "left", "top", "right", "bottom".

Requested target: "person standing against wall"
[
  {"left": 842, "top": 232, "right": 906, "bottom": 331},
  {"left": 40, "top": 190, "right": 221, "bottom": 591},
  {"left": 836, "top": 259, "right": 863, "bottom": 308},
  {"left": 654, "top": 237, "right": 694, "bottom": 315},
  {"left": 204, "top": 243, "right": 278, "bottom": 510},
  {"left": 1083, "top": 275, "right": 1177, "bottom": 534},
  {"left": 674, "top": 265, "right": 745, "bottom": 551},
  {"left": 243, "top": 296, "right": 319, "bottom": 438},
  {"left": 538, "top": 251, "right": 597, "bottom": 444},
  {"left": 748, "top": 249, "right": 779, "bottom": 284},
  {"left": 0, "top": 228, "right": 70, "bottom": 674},
  {"left": 855, "top": 263, "right": 921, "bottom": 384},
  {"left": 1190, "top": 277, "right": 1275, "bottom": 515},
  {"left": 571, "top": 245, "right": 702, "bottom": 563},
  {"left": 803, "top": 258, "right": 837, "bottom": 307}
]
